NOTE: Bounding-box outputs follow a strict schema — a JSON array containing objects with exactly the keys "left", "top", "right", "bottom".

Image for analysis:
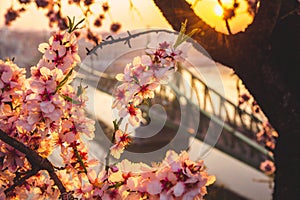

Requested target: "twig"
[
  {"left": 0, "top": 129, "right": 70, "bottom": 198},
  {"left": 225, "top": 20, "right": 232, "bottom": 35},
  {"left": 86, "top": 29, "right": 175, "bottom": 56},
  {"left": 105, "top": 118, "right": 123, "bottom": 171},
  {"left": 280, "top": 8, "right": 299, "bottom": 20},
  {"left": 73, "top": 146, "right": 88, "bottom": 174},
  {"left": 5, "top": 167, "right": 39, "bottom": 195},
  {"left": 217, "top": 0, "right": 232, "bottom": 35}
]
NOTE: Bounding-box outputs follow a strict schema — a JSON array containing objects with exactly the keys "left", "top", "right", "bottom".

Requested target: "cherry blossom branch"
[
  {"left": 86, "top": 29, "right": 175, "bottom": 55},
  {"left": 105, "top": 118, "right": 123, "bottom": 170},
  {"left": 5, "top": 167, "right": 39, "bottom": 195},
  {"left": 73, "top": 146, "right": 88, "bottom": 174},
  {"left": 0, "top": 129, "right": 71, "bottom": 199}
]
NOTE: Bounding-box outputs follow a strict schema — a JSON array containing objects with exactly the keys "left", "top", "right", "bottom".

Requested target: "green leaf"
[
  {"left": 56, "top": 69, "right": 73, "bottom": 93},
  {"left": 72, "top": 18, "right": 85, "bottom": 31},
  {"left": 61, "top": 94, "right": 82, "bottom": 105},
  {"left": 67, "top": 16, "right": 74, "bottom": 33},
  {"left": 73, "top": 147, "right": 87, "bottom": 174},
  {"left": 67, "top": 16, "right": 85, "bottom": 33},
  {"left": 132, "top": 76, "right": 139, "bottom": 84},
  {"left": 173, "top": 19, "right": 199, "bottom": 49}
]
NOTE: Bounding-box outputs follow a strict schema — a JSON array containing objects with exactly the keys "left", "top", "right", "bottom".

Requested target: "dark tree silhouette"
[{"left": 152, "top": 0, "right": 300, "bottom": 199}]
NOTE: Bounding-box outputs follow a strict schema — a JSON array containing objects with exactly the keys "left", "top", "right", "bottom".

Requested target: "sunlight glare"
[
  {"left": 188, "top": 0, "right": 255, "bottom": 35},
  {"left": 221, "top": 0, "right": 234, "bottom": 7},
  {"left": 214, "top": 5, "right": 223, "bottom": 17}
]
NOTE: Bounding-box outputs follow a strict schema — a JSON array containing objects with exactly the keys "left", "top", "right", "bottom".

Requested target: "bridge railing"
[
  {"left": 174, "top": 66, "right": 264, "bottom": 137},
  {"left": 75, "top": 55, "right": 274, "bottom": 169},
  {"left": 77, "top": 64, "right": 270, "bottom": 136}
]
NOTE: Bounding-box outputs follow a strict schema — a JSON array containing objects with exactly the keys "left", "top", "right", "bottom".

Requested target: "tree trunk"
[{"left": 153, "top": 0, "right": 300, "bottom": 199}]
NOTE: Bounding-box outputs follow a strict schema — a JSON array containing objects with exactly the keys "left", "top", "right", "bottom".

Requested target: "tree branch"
[
  {"left": 153, "top": 0, "right": 281, "bottom": 68},
  {"left": 86, "top": 29, "right": 175, "bottom": 56},
  {"left": 0, "top": 129, "right": 69, "bottom": 198},
  {"left": 105, "top": 118, "right": 123, "bottom": 171},
  {"left": 5, "top": 167, "right": 39, "bottom": 195},
  {"left": 245, "top": 0, "right": 281, "bottom": 38},
  {"left": 217, "top": 0, "right": 232, "bottom": 35}
]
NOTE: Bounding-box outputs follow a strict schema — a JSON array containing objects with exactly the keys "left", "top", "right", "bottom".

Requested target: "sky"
[
  {"left": 0, "top": 0, "right": 253, "bottom": 34},
  {"left": 0, "top": 0, "right": 171, "bottom": 32}
]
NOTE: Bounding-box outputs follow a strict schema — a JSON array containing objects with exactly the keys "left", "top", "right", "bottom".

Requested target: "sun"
[{"left": 214, "top": 4, "right": 223, "bottom": 17}]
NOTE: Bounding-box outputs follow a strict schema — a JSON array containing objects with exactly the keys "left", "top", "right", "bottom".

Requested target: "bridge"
[{"left": 75, "top": 30, "right": 273, "bottom": 172}]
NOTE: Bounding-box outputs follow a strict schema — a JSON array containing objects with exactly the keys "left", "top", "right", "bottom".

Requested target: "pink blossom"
[
  {"left": 149, "top": 64, "right": 172, "bottom": 84},
  {"left": 1, "top": 145, "right": 25, "bottom": 172},
  {"left": 102, "top": 189, "right": 121, "bottom": 200},
  {"left": 256, "top": 121, "right": 278, "bottom": 150},
  {"left": 38, "top": 31, "right": 80, "bottom": 74},
  {"left": 172, "top": 181, "right": 185, "bottom": 197},
  {"left": 119, "top": 104, "right": 142, "bottom": 126},
  {"left": 0, "top": 188, "right": 6, "bottom": 200},
  {"left": 146, "top": 179, "right": 162, "bottom": 195},
  {"left": 112, "top": 83, "right": 137, "bottom": 109},
  {"left": 260, "top": 160, "right": 276, "bottom": 175},
  {"left": 110, "top": 129, "right": 131, "bottom": 159},
  {"left": 40, "top": 101, "right": 55, "bottom": 113},
  {"left": 126, "top": 176, "right": 142, "bottom": 191},
  {"left": 136, "top": 83, "right": 159, "bottom": 100}
]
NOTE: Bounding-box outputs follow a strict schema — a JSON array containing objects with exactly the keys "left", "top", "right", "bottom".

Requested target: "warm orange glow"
[
  {"left": 221, "top": 0, "right": 234, "bottom": 7},
  {"left": 0, "top": 0, "right": 255, "bottom": 35},
  {"left": 214, "top": 5, "right": 224, "bottom": 17},
  {"left": 0, "top": 0, "right": 171, "bottom": 31},
  {"left": 188, "top": 0, "right": 255, "bottom": 35}
]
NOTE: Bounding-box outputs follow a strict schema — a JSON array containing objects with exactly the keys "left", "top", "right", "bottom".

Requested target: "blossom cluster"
[
  {"left": 113, "top": 41, "right": 182, "bottom": 126},
  {"left": 257, "top": 122, "right": 278, "bottom": 176},
  {"left": 238, "top": 90, "right": 278, "bottom": 176},
  {"left": 110, "top": 41, "right": 183, "bottom": 158},
  {"left": 65, "top": 150, "right": 215, "bottom": 200},
  {"left": 0, "top": 31, "right": 96, "bottom": 198},
  {"left": 238, "top": 92, "right": 278, "bottom": 151},
  {"left": 0, "top": 30, "right": 215, "bottom": 199},
  {"left": 238, "top": 92, "right": 277, "bottom": 176},
  {"left": 256, "top": 121, "right": 278, "bottom": 151}
]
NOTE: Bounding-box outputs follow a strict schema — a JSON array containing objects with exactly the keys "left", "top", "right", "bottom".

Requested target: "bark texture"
[{"left": 153, "top": 0, "right": 300, "bottom": 199}]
